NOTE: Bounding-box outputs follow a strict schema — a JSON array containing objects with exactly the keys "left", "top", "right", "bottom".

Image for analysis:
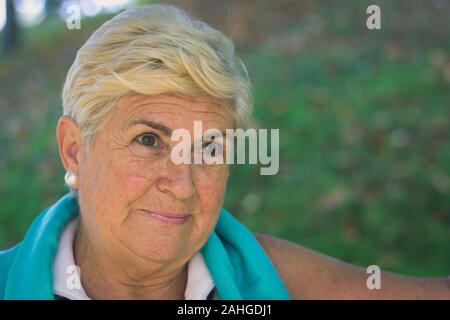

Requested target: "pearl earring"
[{"left": 64, "top": 171, "right": 78, "bottom": 189}]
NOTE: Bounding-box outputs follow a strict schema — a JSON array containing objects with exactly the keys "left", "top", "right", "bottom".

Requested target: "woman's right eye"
[{"left": 136, "top": 133, "right": 159, "bottom": 148}]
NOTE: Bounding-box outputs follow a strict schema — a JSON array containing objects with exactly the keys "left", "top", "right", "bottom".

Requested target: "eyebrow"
[
  {"left": 129, "top": 119, "right": 228, "bottom": 141},
  {"left": 203, "top": 130, "right": 226, "bottom": 140},
  {"left": 129, "top": 119, "right": 172, "bottom": 136}
]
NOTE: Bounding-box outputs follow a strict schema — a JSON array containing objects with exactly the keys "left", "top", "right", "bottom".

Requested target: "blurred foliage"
[{"left": 0, "top": 0, "right": 449, "bottom": 277}]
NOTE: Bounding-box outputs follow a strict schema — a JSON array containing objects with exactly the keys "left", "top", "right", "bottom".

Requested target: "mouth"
[{"left": 139, "top": 209, "right": 191, "bottom": 225}]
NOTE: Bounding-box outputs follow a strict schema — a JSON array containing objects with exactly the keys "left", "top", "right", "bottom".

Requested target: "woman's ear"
[{"left": 56, "top": 115, "right": 82, "bottom": 173}]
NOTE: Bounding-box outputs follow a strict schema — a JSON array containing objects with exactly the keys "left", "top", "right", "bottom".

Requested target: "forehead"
[{"left": 114, "top": 93, "right": 235, "bottom": 128}]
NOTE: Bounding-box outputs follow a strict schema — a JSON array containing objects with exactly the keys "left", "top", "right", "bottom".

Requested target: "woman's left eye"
[
  {"left": 204, "top": 142, "right": 217, "bottom": 156},
  {"left": 136, "top": 133, "right": 159, "bottom": 147}
]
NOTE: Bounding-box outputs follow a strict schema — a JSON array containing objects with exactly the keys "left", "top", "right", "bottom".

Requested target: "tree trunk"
[
  {"left": 2, "top": 0, "right": 20, "bottom": 57},
  {"left": 45, "top": 0, "right": 60, "bottom": 16}
]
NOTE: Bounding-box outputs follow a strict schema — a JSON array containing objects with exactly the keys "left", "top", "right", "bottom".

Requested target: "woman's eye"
[
  {"left": 136, "top": 133, "right": 159, "bottom": 147},
  {"left": 204, "top": 143, "right": 215, "bottom": 156},
  {"left": 203, "top": 142, "right": 222, "bottom": 157}
]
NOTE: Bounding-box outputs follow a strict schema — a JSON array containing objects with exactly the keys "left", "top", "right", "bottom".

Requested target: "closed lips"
[{"left": 139, "top": 209, "right": 191, "bottom": 224}]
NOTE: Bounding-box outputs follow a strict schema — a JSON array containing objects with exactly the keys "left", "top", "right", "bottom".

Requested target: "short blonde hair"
[{"left": 62, "top": 4, "right": 253, "bottom": 146}]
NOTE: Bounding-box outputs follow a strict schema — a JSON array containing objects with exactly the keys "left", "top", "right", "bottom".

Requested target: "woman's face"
[{"left": 76, "top": 93, "right": 234, "bottom": 264}]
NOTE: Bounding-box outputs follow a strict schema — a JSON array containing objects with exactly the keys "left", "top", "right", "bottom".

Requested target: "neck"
[{"left": 73, "top": 222, "right": 188, "bottom": 300}]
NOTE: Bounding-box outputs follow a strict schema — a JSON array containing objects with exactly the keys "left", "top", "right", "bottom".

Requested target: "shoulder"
[
  {"left": 254, "top": 233, "right": 360, "bottom": 299},
  {"left": 0, "top": 244, "right": 21, "bottom": 298},
  {"left": 254, "top": 233, "right": 450, "bottom": 299},
  {"left": 0, "top": 244, "right": 20, "bottom": 275}
]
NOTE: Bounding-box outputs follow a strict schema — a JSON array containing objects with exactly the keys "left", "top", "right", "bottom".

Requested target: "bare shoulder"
[{"left": 255, "top": 233, "right": 450, "bottom": 300}]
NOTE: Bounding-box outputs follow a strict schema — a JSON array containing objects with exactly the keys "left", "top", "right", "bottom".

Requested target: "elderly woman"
[{"left": 0, "top": 5, "right": 449, "bottom": 300}]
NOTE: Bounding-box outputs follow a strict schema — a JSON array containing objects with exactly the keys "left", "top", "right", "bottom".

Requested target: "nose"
[{"left": 156, "top": 162, "right": 196, "bottom": 201}]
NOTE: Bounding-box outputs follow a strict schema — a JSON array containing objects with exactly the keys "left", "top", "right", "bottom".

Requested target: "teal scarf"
[{"left": 0, "top": 193, "right": 291, "bottom": 299}]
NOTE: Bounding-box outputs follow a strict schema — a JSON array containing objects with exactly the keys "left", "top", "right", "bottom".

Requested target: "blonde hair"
[{"left": 62, "top": 4, "right": 253, "bottom": 147}]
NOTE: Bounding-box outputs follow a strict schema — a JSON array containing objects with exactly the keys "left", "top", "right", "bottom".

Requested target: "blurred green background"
[{"left": 0, "top": 0, "right": 449, "bottom": 277}]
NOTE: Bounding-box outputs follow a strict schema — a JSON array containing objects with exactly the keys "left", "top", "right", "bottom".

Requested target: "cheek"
[
  {"left": 188, "top": 167, "right": 229, "bottom": 247},
  {"left": 195, "top": 166, "right": 229, "bottom": 213},
  {"left": 82, "top": 152, "right": 161, "bottom": 223},
  {"left": 114, "top": 160, "right": 150, "bottom": 189},
  {"left": 108, "top": 155, "right": 164, "bottom": 201}
]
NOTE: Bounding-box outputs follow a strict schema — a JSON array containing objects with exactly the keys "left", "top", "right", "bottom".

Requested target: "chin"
[
  {"left": 118, "top": 211, "right": 198, "bottom": 262},
  {"left": 125, "top": 230, "right": 191, "bottom": 263}
]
